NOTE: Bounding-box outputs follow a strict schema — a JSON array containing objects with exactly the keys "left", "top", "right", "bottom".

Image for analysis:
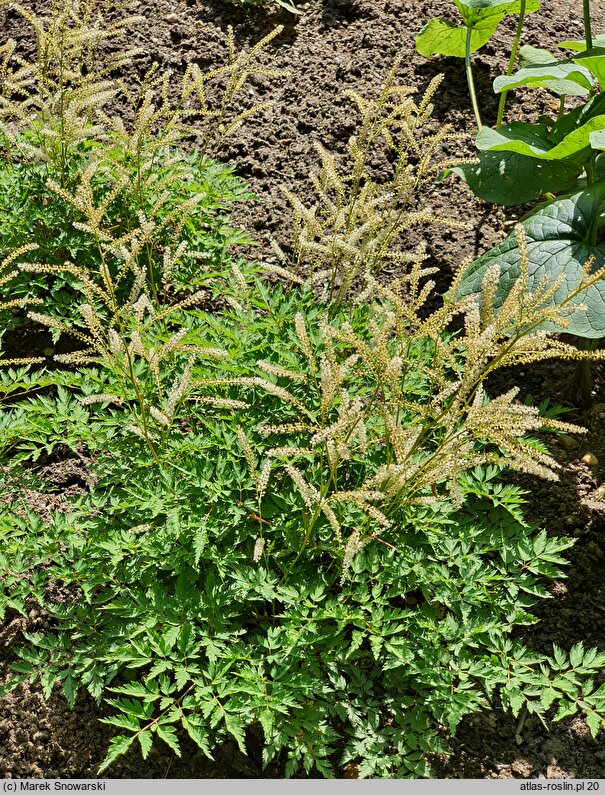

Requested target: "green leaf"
[
  {"left": 347, "top": 629, "right": 365, "bottom": 657},
  {"left": 224, "top": 713, "right": 246, "bottom": 754},
  {"left": 9, "top": 661, "right": 36, "bottom": 675},
  {"left": 147, "top": 661, "right": 172, "bottom": 680},
  {"left": 455, "top": 0, "right": 536, "bottom": 10},
  {"left": 156, "top": 723, "right": 182, "bottom": 756},
  {"left": 415, "top": 17, "right": 503, "bottom": 58},
  {"left": 97, "top": 735, "right": 135, "bottom": 774},
  {"left": 452, "top": 179, "right": 605, "bottom": 338},
  {"left": 138, "top": 730, "right": 154, "bottom": 759},
  {"left": 572, "top": 48, "right": 605, "bottom": 91},
  {"left": 258, "top": 708, "right": 274, "bottom": 741},
  {"left": 569, "top": 642, "right": 585, "bottom": 669},
  {"left": 448, "top": 151, "right": 581, "bottom": 205},
  {"left": 416, "top": 0, "right": 540, "bottom": 59},
  {"left": 415, "top": 0, "right": 540, "bottom": 59},
  {"left": 162, "top": 624, "right": 181, "bottom": 650},
  {"left": 591, "top": 130, "right": 605, "bottom": 150},
  {"left": 586, "top": 709, "right": 603, "bottom": 738},
  {"left": 193, "top": 524, "right": 208, "bottom": 566},
  {"left": 559, "top": 34, "right": 605, "bottom": 53},
  {"left": 109, "top": 681, "right": 159, "bottom": 701},
  {"left": 554, "top": 700, "right": 578, "bottom": 721},
  {"left": 532, "top": 529, "right": 548, "bottom": 556},
  {"left": 581, "top": 649, "right": 605, "bottom": 670},
  {"left": 454, "top": 0, "right": 539, "bottom": 26},
  {"left": 174, "top": 667, "right": 191, "bottom": 690},
  {"left": 181, "top": 716, "right": 213, "bottom": 759},
  {"left": 519, "top": 44, "right": 561, "bottom": 66},
  {"left": 61, "top": 669, "right": 78, "bottom": 708},
  {"left": 552, "top": 644, "right": 568, "bottom": 669},
  {"left": 275, "top": 0, "right": 303, "bottom": 12},
  {"left": 477, "top": 115, "right": 605, "bottom": 160},
  {"left": 40, "top": 669, "right": 58, "bottom": 701},
  {"left": 104, "top": 697, "right": 154, "bottom": 721},
  {"left": 550, "top": 93, "right": 605, "bottom": 141},
  {"left": 477, "top": 121, "right": 553, "bottom": 156},
  {"left": 83, "top": 669, "right": 105, "bottom": 703},
  {"left": 369, "top": 634, "right": 384, "bottom": 660},
  {"left": 540, "top": 686, "right": 559, "bottom": 709},
  {"left": 99, "top": 713, "right": 141, "bottom": 732},
  {"left": 493, "top": 62, "right": 593, "bottom": 97},
  {"left": 508, "top": 687, "right": 525, "bottom": 717},
  {"left": 0, "top": 674, "right": 31, "bottom": 697}
]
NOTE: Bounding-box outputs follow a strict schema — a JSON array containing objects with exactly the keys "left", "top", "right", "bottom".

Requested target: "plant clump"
[
  {"left": 275, "top": 62, "right": 468, "bottom": 304},
  {"left": 1, "top": 0, "right": 605, "bottom": 780}
]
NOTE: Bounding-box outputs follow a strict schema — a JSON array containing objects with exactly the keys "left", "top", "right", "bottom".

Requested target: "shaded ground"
[{"left": 3, "top": 0, "right": 605, "bottom": 779}]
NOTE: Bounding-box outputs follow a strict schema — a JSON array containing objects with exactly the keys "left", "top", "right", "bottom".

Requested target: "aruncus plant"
[
  {"left": 3, "top": 6, "right": 605, "bottom": 780},
  {"left": 274, "top": 60, "right": 468, "bottom": 305},
  {"left": 0, "top": 0, "right": 284, "bottom": 347}
]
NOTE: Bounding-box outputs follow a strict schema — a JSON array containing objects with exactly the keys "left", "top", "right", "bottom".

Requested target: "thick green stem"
[
  {"left": 586, "top": 156, "right": 596, "bottom": 188},
  {"left": 574, "top": 341, "right": 598, "bottom": 408},
  {"left": 583, "top": 0, "right": 593, "bottom": 50},
  {"left": 557, "top": 95, "right": 566, "bottom": 121},
  {"left": 496, "top": 0, "right": 527, "bottom": 128},
  {"left": 465, "top": 26, "right": 483, "bottom": 131}
]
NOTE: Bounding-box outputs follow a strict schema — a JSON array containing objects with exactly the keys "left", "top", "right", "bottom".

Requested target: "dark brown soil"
[{"left": 3, "top": 0, "right": 605, "bottom": 780}]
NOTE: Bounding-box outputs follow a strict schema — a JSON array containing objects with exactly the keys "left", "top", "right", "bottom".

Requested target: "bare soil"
[{"left": 3, "top": 0, "right": 605, "bottom": 779}]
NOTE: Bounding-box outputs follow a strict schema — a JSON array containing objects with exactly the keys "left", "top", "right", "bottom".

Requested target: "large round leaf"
[
  {"left": 416, "top": 17, "right": 503, "bottom": 58},
  {"left": 590, "top": 130, "right": 605, "bottom": 151},
  {"left": 512, "top": 45, "right": 590, "bottom": 96},
  {"left": 477, "top": 116, "right": 605, "bottom": 160},
  {"left": 452, "top": 180, "right": 605, "bottom": 338},
  {"left": 550, "top": 93, "right": 605, "bottom": 140},
  {"left": 448, "top": 151, "right": 581, "bottom": 205},
  {"left": 416, "top": 0, "right": 539, "bottom": 58},
  {"left": 454, "top": 0, "right": 539, "bottom": 26},
  {"left": 572, "top": 48, "right": 605, "bottom": 92},
  {"left": 493, "top": 62, "right": 593, "bottom": 97},
  {"left": 559, "top": 34, "right": 605, "bottom": 52}
]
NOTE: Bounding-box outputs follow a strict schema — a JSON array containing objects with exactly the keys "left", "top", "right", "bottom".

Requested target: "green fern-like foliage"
[{"left": 2, "top": 0, "right": 605, "bottom": 781}]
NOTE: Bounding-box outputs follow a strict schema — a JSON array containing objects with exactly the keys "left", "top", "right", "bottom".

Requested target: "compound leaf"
[
  {"left": 569, "top": 642, "right": 585, "bottom": 669},
  {"left": 586, "top": 708, "right": 603, "bottom": 738},
  {"left": 98, "top": 735, "right": 135, "bottom": 774},
  {"left": 224, "top": 712, "right": 246, "bottom": 754},
  {"left": 156, "top": 723, "right": 182, "bottom": 756},
  {"left": 181, "top": 716, "right": 213, "bottom": 758},
  {"left": 61, "top": 669, "right": 78, "bottom": 708}
]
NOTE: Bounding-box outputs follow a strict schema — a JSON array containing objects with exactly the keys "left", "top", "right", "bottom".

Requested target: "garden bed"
[{"left": 2, "top": 0, "right": 605, "bottom": 779}]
